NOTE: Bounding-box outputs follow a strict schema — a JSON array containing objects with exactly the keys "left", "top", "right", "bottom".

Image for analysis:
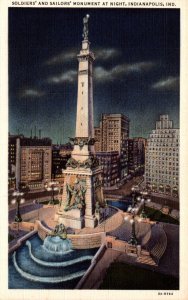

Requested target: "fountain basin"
[
  {"left": 9, "top": 234, "right": 98, "bottom": 289},
  {"left": 43, "top": 235, "right": 72, "bottom": 254}
]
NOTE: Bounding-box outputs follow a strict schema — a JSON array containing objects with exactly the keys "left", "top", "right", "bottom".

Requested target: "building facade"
[
  {"left": 94, "top": 127, "right": 101, "bottom": 152},
  {"left": 52, "top": 144, "right": 72, "bottom": 187},
  {"left": 128, "top": 138, "right": 145, "bottom": 176},
  {"left": 96, "top": 151, "right": 119, "bottom": 188},
  {"left": 145, "top": 115, "right": 179, "bottom": 198},
  {"left": 9, "top": 134, "right": 52, "bottom": 191},
  {"left": 95, "top": 114, "right": 130, "bottom": 182}
]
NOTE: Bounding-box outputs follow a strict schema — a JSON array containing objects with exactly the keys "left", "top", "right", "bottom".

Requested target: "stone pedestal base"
[
  {"left": 58, "top": 208, "right": 85, "bottom": 230},
  {"left": 57, "top": 164, "right": 104, "bottom": 229},
  {"left": 85, "top": 214, "right": 98, "bottom": 228}
]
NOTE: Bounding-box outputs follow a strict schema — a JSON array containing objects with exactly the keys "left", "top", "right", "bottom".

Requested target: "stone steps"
[
  {"left": 137, "top": 255, "right": 157, "bottom": 266},
  {"left": 144, "top": 224, "right": 167, "bottom": 264}
]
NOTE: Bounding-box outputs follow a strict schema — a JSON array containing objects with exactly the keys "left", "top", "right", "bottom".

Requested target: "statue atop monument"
[{"left": 82, "top": 14, "right": 90, "bottom": 40}]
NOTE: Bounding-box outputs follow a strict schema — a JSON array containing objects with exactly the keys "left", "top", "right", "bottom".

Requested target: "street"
[{"left": 104, "top": 176, "right": 144, "bottom": 199}]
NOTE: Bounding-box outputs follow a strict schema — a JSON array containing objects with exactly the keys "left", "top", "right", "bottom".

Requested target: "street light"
[
  {"left": 125, "top": 211, "right": 138, "bottom": 246},
  {"left": 131, "top": 185, "right": 139, "bottom": 208},
  {"left": 11, "top": 190, "right": 25, "bottom": 237},
  {"left": 139, "top": 190, "right": 151, "bottom": 219},
  {"left": 45, "top": 181, "right": 59, "bottom": 206},
  {"left": 127, "top": 185, "right": 140, "bottom": 213}
]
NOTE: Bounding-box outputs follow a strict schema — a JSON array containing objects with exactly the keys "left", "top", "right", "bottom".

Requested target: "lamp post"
[
  {"left": 45, "top": 181, "right": 59, "bottom": 206},
  {"left": 11, "top": 190, "right": 25, "bottom": 237},
  {"left": 128, "top": 211, "right": 138, "bottom": 246},
  {"left": 139, "top": 190, "right": 151, "bottom": 219},
  {"left": 127, "top": 185, "right": 140, "bottom": 213},
  {"left": 131, "top": 185, "right": 139, "bottom": 208}
]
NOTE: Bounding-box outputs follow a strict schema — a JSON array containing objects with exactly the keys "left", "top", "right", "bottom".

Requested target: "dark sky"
[{"left": 9, "top": 8, "right": 180, "bottom": 143}]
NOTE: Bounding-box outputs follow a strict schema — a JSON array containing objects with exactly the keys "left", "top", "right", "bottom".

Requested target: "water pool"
[
  {"left": 9, "top": 234, "right": 98, "bottom": 289},
  {"left": 107, "top": 199, "right": 132, "bottom": 212}
]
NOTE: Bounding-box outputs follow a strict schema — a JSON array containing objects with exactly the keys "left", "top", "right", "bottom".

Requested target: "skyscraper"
[
  {"left": 145, "top": 115, "right": 179, "bottom": 198},
  {"left": 127, "top": 138, "right": 145, "bottom": 176},
  {"left": 9, "top": 134, "right": 52, "bottom": 191},
  {"left": 94, "top": 127, "right": 101, "bottom": 152},
  {"left": 96, "top": 113, "right": 129, "bottom": 181}
]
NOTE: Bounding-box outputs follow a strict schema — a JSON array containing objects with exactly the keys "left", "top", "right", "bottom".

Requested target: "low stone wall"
[
  {"left": 108, "top": 238, "right": 126, "bottom": 252},
  {"left": 36, "top": 220, "right": 51, "bottom": 240},
  {"left": 68, "top": 232, "right": 105, "bottom": 249},
  {"left": 22, "top": 210, "right": 38, "bottom": 222},
  {"left": 105, "top": 235, "right": 151, "bottom": 261},
  {"left": 9, "top": 222, "right": 36, "bottom": 232},
  {"left": 9, "top": 230, "right": 37, "bottom": 253},
  {"left": 104, "top": 194, "right": 123, "bottom": 200},
  {"left": 76, "top": 243, "right": 107, "bottom": 289},
  {"left": 36, "top": 220, "right": 105, "bottom": 249},
  {"left": 104, "top": 211, "right": 124, "bottom": 233},
  {"left": 105, "top": 235, "right": 126, "bottom": 252}
]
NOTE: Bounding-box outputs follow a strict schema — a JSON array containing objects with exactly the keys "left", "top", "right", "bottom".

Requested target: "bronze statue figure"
[{"left": 82, "top": 14, "right": 90, "bottom": 40}]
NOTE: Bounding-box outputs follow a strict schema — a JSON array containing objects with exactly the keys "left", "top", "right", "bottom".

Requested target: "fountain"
[
  {"left": 9, "top": 223, "right": 98, "bottom": 289},
  {"left": 43, "top": 223, "right": 73, "bottom": 254},
  {"left": 43, "top": 236, "right": 72, "bottom": 254}
]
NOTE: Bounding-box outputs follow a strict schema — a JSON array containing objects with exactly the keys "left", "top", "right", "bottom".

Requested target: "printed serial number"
[{"left": 158, "top": 292, "right": 174, "bottom": 296}]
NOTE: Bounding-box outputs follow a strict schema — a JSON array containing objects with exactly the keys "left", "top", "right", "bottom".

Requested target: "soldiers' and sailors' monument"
[{"left": 57, "top": 15, "right": 105, "bottom": 229}]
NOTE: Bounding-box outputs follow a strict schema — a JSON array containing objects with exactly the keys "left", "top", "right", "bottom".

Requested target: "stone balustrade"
[
  {"left": 36, "top": 220, "right": 51, "bottom": 240},
  {"left": 68, "top": 232, "right": 105, "bottom": 249},
  {"left": 9, "top": 230, "right": 37, "bottom": 253},
  {"left": 76, "top": 243, "right": 107, "bottom": 289},
  {"left": 36, "top": 220, "right": 105, "bottom": 249}
]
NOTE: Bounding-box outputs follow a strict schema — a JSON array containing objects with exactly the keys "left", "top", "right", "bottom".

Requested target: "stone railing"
[
  {"left": 104, "top": 194, "right": 123, "bottom": 200},
  {"left": 68, "top": 232, "right": 106, "bottom": 249},
  {"left": 36, "top": 220, "right": 105, "bottom": 249},
  {"left": 36, "top": 220, "right": 51, "bottom": 240},
  {"left": 76, "top": 243, "right": 107, "bottom": 289},
  {"left": 105, "top": 235, "right": 126, "bottom": 252},
  {"left": 9, "top": 230, "right": 37, "bottom": 253},
  {"left": 9, "top": 221, "right": 36, "bottom": 232},
  {"left": 105, "top": 235, "right": 155, "bottom": 264},
  {"left": 102, "top": 210, "right": 124, "bottom": 233}
]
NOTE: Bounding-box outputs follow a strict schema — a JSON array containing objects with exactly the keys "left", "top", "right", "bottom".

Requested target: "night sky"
[{"left": 9, "top": 8, "right": 180, "bottom": 143}]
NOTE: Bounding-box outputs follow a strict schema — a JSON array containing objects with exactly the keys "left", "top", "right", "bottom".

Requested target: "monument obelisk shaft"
[
  {"left": 72, "top": 14, "right": 95, "bottom": 161},
  {"left": 57, "top": 15, "right": 104, "bottom": 229}
]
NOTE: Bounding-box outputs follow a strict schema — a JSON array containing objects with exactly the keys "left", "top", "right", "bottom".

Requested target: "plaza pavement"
[{"left": 80, "top": 222, "right": 179, "bottom": 289}]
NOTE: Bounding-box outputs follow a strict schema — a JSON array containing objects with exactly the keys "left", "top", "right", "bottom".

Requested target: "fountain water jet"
[
  {"left": 43, "top": 235, "right": 72, "bottom": 254},
  {"left": 43, "top": 223, "right": 72, "bottom": 254}
]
